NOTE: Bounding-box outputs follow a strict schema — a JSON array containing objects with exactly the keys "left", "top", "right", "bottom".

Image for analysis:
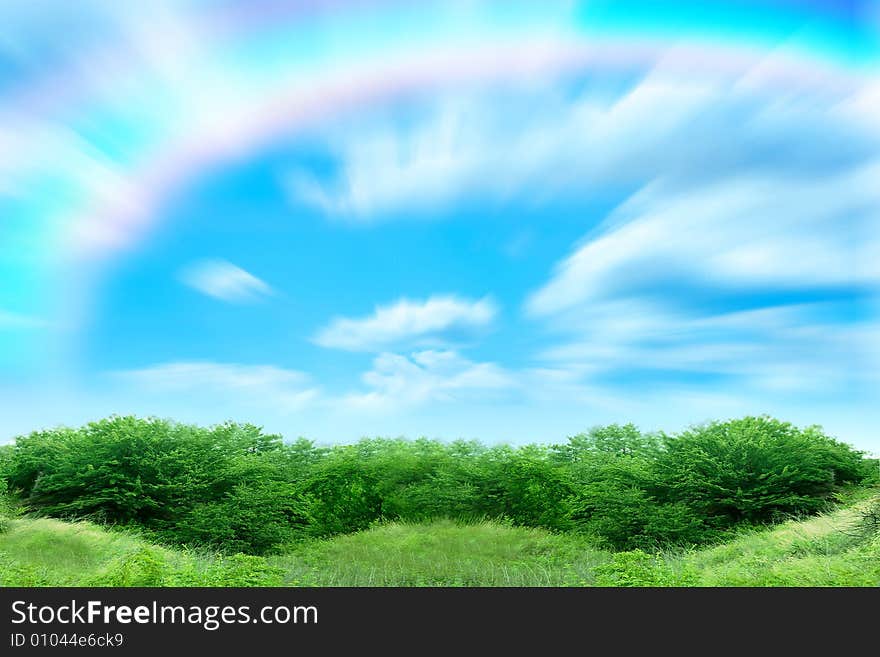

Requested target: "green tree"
[
  {"left": 174, "top": 480, "right": 311, "bottom": 554},
  {"left": 654, "top": 416, "right": 864, "bottom": 526}
]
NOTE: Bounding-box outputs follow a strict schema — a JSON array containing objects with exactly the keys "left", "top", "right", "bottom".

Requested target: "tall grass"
[
  {"left": 0, "top": 518, "right": 282, "bottom": 586},
  {"left": 0, "top": 518, "right": 151, "bottom": 585},
  {"left": 2, "top": 494, "right": 879, "bottom": 587},
  {"left": 668, "top": 494, "right": 880, "bottom": 586},
  {"left": 271, "top": 519, "right": 608, "bottom": 586}
]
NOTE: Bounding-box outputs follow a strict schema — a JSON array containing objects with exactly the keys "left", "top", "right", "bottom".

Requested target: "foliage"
[
  {"left": 558, "top": 423, "right": 661, "bottom": 461},
  {"left": 172, "top": 481, "right": 311, "bottom": 554},
  {"left": 87, "top": 549, "right": 284, "bottom": 587},
  {"left": 591, "top": 549, "right": 690, "bottom": 587},
  {"left": 0, "top": 480, "right": 17, "bottom": 534},
  {"left": 653, "top": 417, "right": 865, "bottom": 527},
  {"left": 4, "top": 416, "right": 304, "bottom": 554},
  {"left": 859, "top": 458, "right": 880, "bottom": 486},
  {"left": 3, "top": 499, "right": 879, "bottom": 586},
  {"left": 0, "top": 443, "right": 13, "bottom": 480},
  {"left": 1, "top": 414, "right": 871, "bottom": 554}
]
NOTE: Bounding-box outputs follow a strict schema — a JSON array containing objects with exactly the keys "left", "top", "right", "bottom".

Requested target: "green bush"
[
  {"left": 860, "top": 458, "right": 880, "bottom": 486},
  {"left": 300, "top": 439, "right": 576, "bottom": 535},
  {"left": 172, "top": 481, "right": 311, "bottom": 555},
  {"left": 559, "top": 423, "right": 661, "bottom": 460},
  {"left": 654, "top": 416, "right": 865, "bottom": 527},
  {"left": 5, "top": 416, "right": 305, "bottom": 552},
  {"left": 0, "top": 479, "right": 19, "bottom": 534},
  {"left": 2, "top": 415, "right": 871, "bottom": 554},
  {"left": 564, "top": 426, "right": 709, "bottom": 549},
  {"left": 488, "top": 445, "right": 573, "bottom": 530},
  {"left": 301, "top": 444, "right": 385, "bottom": 536},
  {"left": 0, "top": 444, "right": 13, "bottom": 481}
]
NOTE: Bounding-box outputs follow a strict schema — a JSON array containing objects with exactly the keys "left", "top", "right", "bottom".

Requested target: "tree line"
[{"left": 0, "top": 415, "right": 875, "bottom": 554}]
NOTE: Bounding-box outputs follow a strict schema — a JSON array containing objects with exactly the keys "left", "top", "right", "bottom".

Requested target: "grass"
[
  {"left": 0, "top": 518, "right": 217, "bottom": 586},
  {"left": 0, "top": 518, "right": 158, "bottom": 585},
  {"left": 271, "top": 519, "right": 607, "bottom": 586},
  {"left": 669, "top": 494, "right": 880, "bottom": 586},
  {"left": 0, "top": 518, "right": 282, "bottom": 586},
  {"left": 2, "top": 494, "right": 879, "bottom": 586}
]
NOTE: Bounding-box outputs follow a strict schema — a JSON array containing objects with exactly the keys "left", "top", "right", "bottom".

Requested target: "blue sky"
[{"left": 1, "top": 1, "right": 879, "bottom": 450}]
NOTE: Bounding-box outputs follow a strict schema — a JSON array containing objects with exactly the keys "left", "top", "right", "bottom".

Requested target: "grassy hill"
[
  {"left": 2, "top": 492, "right": 878, "bottom": 587},
  {"left": 272, "top": 520, "right": 607, "bottom": 586},
  {"left": 669, "top": 493, "right": 880, "bottom": 586}
]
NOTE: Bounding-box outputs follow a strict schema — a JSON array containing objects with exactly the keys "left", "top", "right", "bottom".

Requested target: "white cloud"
[
  {"left": 113, "top": 361, "right": 318, "bottom": 411},
  {"left": 112, "top": 350, "right": 516, "bottom": 417},
  {"left": 285, "top": 98, "right": 491, "bottom": 218},
  {"left": 530, "top": 295, "right": 878, "bottom": 399},
  {"left": 285, "top": 78, "right": 712, "bottom": 218},
  {"left": 342, "top": 349, "right": 515, "bottom": 411},
  {"left": 286, "top": 62, "right": 877, "bottom": 220},
  {"left": 521, "top": 136, "right": 880, "bottom": 401},
  {"left": 314, "top": 294, "right": 497, "bottom": 351},
  {"left": 526, "top": 163, "right": 880, "bottom": 317},
  {"left": 179, "top": 259, "right": 273, "bottom": 303}
]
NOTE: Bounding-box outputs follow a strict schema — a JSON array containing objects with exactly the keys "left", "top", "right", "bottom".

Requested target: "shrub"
[
  {"left": 573, "top": 486, "right": 710, "bottom": 550},
  {"left": 0, "top": 480, "right": 16, "bottom": 534},
  {"left": 859, "top": 458, "right": 880, "bottom": 486},
  {"left": 5, "top": 416, "right": 303, "bottom": 552},
  {"left": 301, "top": 445, "right": 385, "bottom": 536},
  {"left": 480, "top": 445, "right": 573, "bottom": 530},
  {"left": 2, "top": 415, "right": 872, "bottom": 554},
  {"left": 560, "top": 424, "right": 661, "bottom": 461},
  {"left": 173, "top": 481, "right": 311, "bottom": 555},
  {"left": 654, "top": 416, "right": 864, "bottom": 527},
  {"left": 565, "top": 431, "right": 710, "bottom": 549}
]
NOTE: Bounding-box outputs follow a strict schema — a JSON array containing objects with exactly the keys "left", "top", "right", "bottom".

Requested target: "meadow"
[
  {"left": 2, "top": 493, "right": 878, "bottom": 586},
  {"left": 1, "top": 415, "right": 878, "bottom": 586}
]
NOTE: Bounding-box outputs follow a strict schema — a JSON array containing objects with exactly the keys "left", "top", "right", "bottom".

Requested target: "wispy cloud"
[
  {"left": 510, "top": 63, "right": 880, "bottom": 402},
  {"left": 342, "top": 349, "right": 515, "bottom": 411},
  {"left": 286, "top": 62, "right": 876, "bottom": 220},
  {"left": 179, "top": 259, "right": 273, "bottom": 303},
  {"left": 112, "top": 361, "right": 318, "bottom": 411},
  {"left": 314, "top": 295, "right": 497, "bottom": 352},
  {"left": 526, "top": 166, "right": 880, "bottom": 317},
  {"left": 525, "top": 179, "right": 880, "bottom": 399},
  {"left": 536, "top": 301, "right": 875, "bottom": 393},
  {"left": 112, "top": 352, "right": 515, "bottom": 416},
  {"left": 285, "top": 97, "right": 497, "bottom": 218}
]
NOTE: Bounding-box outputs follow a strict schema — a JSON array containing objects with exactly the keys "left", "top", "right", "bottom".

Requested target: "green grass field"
[
  {"left": 668, "top": 494, "right": 880, "bottom": 586},
  {"left": 272, "top": 520, "right": 607, "bottom": 586},
  {"left": 2, "top": 492, "right": 878, "bottom": 587}
]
